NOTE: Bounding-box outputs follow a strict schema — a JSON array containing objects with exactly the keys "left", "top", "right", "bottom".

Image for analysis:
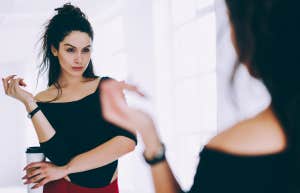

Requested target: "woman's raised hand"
[
  {"left": 99, "top": 79, "right": 155, "bottom": 134},
  {"left": 2, "top": 75, "right": 34, "bottom": 104}
]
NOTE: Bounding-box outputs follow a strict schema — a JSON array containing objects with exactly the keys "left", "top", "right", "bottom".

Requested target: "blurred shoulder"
[{"left": 207, "top": 107, "right": 287, "bottom": 156}]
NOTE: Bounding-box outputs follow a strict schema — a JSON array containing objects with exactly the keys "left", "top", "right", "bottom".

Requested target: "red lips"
[{"left": 72, "top": 66, "right": 84, "bottom": 71}]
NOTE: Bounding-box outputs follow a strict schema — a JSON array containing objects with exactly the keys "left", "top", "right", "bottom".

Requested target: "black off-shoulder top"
[
  {"left": 37, "top": 77, "right": 137, "bottom": 188},
  {"left": 183, "top": 146, "right": 290, "bottom": 193}
]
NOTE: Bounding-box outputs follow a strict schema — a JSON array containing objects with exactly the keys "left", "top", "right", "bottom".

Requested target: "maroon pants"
[{"left": 43, "top": 178, "right": 119, "bottom": 193}]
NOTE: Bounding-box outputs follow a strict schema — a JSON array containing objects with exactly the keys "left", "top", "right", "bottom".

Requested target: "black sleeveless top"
[
  {"left": 38, "top": 77, "right": 137, "bottom": 188},
  {"left": 184, "top": 146, "right": 290, "bottom": 193}
]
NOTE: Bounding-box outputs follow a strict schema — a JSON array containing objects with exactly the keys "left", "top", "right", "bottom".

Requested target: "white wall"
[{"left": 124, "top": 0, "right": 216, "bottom": 191}]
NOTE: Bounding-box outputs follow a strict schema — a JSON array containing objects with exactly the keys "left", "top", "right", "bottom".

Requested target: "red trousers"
[{"left": 43, "top": 178, "right": 119, "bottom": 193}]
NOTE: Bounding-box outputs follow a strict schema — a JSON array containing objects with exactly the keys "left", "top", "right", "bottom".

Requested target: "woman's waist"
[{"left": 67, "top": 162, "right": 118, "bottom": 188}]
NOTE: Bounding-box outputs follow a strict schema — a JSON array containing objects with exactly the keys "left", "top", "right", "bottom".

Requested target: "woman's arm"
[
  {"left": 64, "top": 136, "right": 135, "bottom": 174},
  {"left": 141, "top": 127, "right": 182, "bottom": 193},
  {"left": 99, "top": 79, "right": 183, "bottom": 193},
  {"left": 24, "top": 119, "right": 184, "bottom": 192},
  {"left": 2, "top": 75, "right": 56, "bottom": 142},
  {"left": 3, "top": 75, "right": 73, "bottom": 165},
  {"left": 24, "top": 100, "right": 56, "bottom": 142},
  {"left": 24, "top": 135, "right": 136, "bottom": 189}
]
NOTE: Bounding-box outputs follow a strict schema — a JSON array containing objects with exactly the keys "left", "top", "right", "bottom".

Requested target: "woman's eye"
[
  {"left": 66, "top": 48, "right": 74, "bottom": 52},
  {"left": 82, "top": 48, "right": 90, "bottom": 53}
]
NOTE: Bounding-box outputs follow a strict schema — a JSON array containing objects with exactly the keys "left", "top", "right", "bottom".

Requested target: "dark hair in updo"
[
  {"left": 38, "top": 3, "right": 98, "bottom": 101},
  {"left": 226, "top": 0, "right": 300, "bottom": 191}
]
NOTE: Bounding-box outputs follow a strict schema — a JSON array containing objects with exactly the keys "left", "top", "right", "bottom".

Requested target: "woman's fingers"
[
  {"left": 24, "top": 174, "right": 45, "bottom": 185},
  {"left": 10, "top": 78, "right": 21, "bottom": 94},
  {"left": 4, "top": 75, "right": 17, "bottom": 87},
  {"left": 20, "top": 78, "right": 27, "bottom": 86},
  {"left": 7, "top": 78, "right": 15, "bottom": 95},
  {"left": 24, "top": 162, "right": 46, "bottom": 171},
  {"left": 23, "top": 162, "right": 47, "bottom": 185},
  {"left": 25, "top": 173, "right": 46, "bottom": 184},
  {"left": 13, "top": 78, "right": 23, "bottom": 90},
  {"left": 120, "top": 81, "right": 145, "bottom": 97},
  {"left": 27, "top": 168, "right": 43, "bottom": 178},
  {"left": 101, "top": 80, "right": 147, "bottom": 114},
  {"left": 2, "top": 75, "right": 26, "bottom": 95},
  {"left": 31, "top": 177, "right": 49, "bottom": 189},
  {"left": 2, "top": 75, "right": 16, "bottom": 93},
  {"left": 3, "top": 75, "right": 16, "bottom": 82},
  {"left": 101, "top": 79, "right": 144, "bottom": 96}
]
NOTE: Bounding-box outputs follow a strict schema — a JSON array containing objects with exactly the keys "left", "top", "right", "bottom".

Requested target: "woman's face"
[{"left": 51, "top": 31, "right": 92, "bottom": 78}]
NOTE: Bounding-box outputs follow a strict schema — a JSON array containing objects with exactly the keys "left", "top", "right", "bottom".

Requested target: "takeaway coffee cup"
[{"left": 26, "top": 146, "right": 45, "bottom": 193}]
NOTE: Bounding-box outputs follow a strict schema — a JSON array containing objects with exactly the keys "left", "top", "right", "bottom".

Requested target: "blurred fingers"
[
  {"left": 19, "top": 78, "right": 27, "bottom": 86},
  {"left": 121, "top": 81, "right": 145, "bottom": 97}
]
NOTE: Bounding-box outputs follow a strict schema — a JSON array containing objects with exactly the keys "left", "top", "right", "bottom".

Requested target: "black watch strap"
[
  {"left": 27, "top": 106, "right": 41, "bottom": 119},
  {"left": 143, "top": 143, "right": 166, "bottom": 166}
]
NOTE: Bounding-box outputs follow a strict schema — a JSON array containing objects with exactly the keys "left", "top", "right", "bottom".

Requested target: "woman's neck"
[{"left": 58, "top": 75, "right": 86, "bottom": 88}]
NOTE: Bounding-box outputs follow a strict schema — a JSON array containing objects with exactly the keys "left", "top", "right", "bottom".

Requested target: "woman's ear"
[{"left": 51, "top": 45, "right": 58, "bottom": 56}]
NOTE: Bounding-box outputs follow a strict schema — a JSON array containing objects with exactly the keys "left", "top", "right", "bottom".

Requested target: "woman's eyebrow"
[
  {"left": 63, "top": 43, "right": 75, "bottom": 47},
  {"left": 63, "top": 43, "right": 91, "bottom": 48}
]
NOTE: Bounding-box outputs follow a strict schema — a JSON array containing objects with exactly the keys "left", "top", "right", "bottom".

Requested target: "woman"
[
  {"left": 2, "top": 3, "right": 136, "bottom": 193},
  {"left": 99, "top": 1, "right": 299, "bottom": 193}
]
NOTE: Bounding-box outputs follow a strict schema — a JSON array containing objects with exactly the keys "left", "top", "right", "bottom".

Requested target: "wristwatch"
[
  {"left": 27, "top": 106, "right": 41, "bottom": 119},
  {"left": 143, "top": 143, "right": 166, "bottom": 166}
]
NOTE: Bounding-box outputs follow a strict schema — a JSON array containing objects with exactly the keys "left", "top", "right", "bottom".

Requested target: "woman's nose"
[{"left": 74, "top": 53, "right": 83, "bottom": 64}]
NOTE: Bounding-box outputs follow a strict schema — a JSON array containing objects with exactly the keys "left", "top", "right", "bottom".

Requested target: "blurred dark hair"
[
  {"left": 38, "top": 3, "right": 98, "bottom": 101},
  {"left": 226, "top": 0, "right": 300, "bottom": 191}
]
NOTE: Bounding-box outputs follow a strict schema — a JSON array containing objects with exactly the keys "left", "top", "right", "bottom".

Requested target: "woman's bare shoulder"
[
  {"left": 206, "top": 108, "right": 287, "bottom": 156},
  {"left": 34, "top": 87, "right": 57, "bottom": 102}
]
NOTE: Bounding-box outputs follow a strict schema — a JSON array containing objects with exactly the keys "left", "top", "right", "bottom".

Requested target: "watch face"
[{"left": 27, "top": 114, "right": 31, "bottom": 118}]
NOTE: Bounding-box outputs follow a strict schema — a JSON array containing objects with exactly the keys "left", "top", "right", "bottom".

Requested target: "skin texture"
[{"left": 2, "top": 31, "right": 135, "bottom": 189}]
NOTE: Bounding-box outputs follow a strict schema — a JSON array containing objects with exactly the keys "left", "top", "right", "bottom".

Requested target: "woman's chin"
[{"left": 70, "top": 70, "right": 85, "bottom": 76}]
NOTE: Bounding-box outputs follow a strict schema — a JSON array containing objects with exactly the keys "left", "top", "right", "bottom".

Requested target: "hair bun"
[{"left": 54, "top": 3, "right": 85, "bottom": 17}]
